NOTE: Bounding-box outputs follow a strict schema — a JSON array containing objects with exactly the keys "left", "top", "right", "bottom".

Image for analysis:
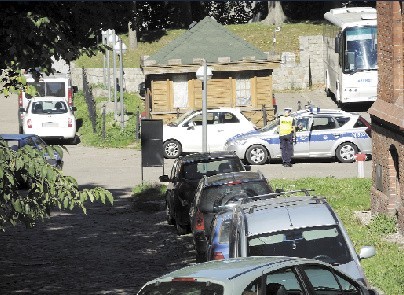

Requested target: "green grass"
[
  {"left": 271, "top": 178, "right": 404, "bottom": 295},
  {"left": 74, "top": 90, "right": 144, "bottom": 148},
  {"left": 132, "top": 178, "right": 403, "bottom": 294},
  {"left": 75, "top": 23, "right": 323, "bottom": 68}
]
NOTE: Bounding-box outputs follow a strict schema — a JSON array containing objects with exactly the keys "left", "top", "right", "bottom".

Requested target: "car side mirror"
[
  {"left": 187, "top": 121, "right": 196, "bottom": 130},
  {"left": 72, "top": 86, "right": 78, "bottom": 93},
  {"left": 71, "top": 106, "right": 77, "bottom": 112},
  {"left": 159, "top": 175, "right": 170, "bottom": 182},
  {"left": 244, "top": 165, "right": 251, "bottom": 171},
  {"left": 275, "top": 188, "right": 285, "bottom": 193},
  {"left": 358, "top": 246, "right": 376, "bottom": 260},
  {"left": 19, "top": 107, "right": 26, "bottom": 113}
]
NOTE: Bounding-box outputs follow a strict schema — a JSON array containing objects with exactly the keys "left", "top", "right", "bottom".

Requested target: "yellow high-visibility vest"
[{"left": 279, "top": 116, "right": 294, "bottom": 136}]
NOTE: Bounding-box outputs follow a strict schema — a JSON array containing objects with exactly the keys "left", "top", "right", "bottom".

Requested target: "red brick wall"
[{"left": 370, "top": 2, "right": 404, "bottom": 233}]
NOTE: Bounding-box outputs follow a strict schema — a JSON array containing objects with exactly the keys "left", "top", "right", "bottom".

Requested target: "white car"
[
  {"left": 163, "top": 108, "right": 255, "bottom": 158},
  {"left": 225, "top": 108, "right": 372, "bottom": 165},
  {"left": 18, "top": 72, "right": 77, "bottom": 134},
  {"left": 22, "top": 98, "right": 77, "bottom": 143}
]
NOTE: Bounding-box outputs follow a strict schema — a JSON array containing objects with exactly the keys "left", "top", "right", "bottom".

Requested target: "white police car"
[{"left": 224, "top": 108, "right": 372, "bottom": 165}]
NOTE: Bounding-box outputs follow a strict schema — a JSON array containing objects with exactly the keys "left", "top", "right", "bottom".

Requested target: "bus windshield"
[{"left": 344, "top": 26, "right": 377, "bottom": 71}]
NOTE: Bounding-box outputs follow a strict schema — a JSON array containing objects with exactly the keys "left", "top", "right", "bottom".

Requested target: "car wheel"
[
  {"left": 176, "top": 223, "right": 188, "bottom": 236},
  {"left": 336, "top": 142, "right": 358, "bottom": 163},
  {"left": 166, "top": 200, "right": 175, "bottom": 226},
  {"left": 163, "top": 140, "right": 182, "bottom": 159},
  {"left": 196, "top": 251, "right": 206, "bottom": 263},
  {"left": 246, "top": 145, "right": 268, "bottom": 165}
]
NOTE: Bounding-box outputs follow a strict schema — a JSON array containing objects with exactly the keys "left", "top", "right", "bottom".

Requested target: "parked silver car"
[
  {"left": 225, "top": 108, "right": 372, "bottom": 165},
  {"left": 229, "top": 196, "right": 376, "bottom": 286},
  {"left": 137, "top": 256, "right": 378, "bottom": 295}
]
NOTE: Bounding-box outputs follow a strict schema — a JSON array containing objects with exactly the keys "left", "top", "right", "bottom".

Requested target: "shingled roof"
[{"left": 144, "top": 16, "right": 269, "bottom": 66}]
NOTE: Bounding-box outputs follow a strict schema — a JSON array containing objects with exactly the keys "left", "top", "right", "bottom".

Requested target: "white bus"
[{"left": 323, "top": 7, "right": 377, "bottom": 105}]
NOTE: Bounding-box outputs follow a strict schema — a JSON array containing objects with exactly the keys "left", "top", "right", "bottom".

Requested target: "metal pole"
[
  {"left": 106, "top": 30, "right": 111, "bottom": 102},
  {"left": 202, "top": 59, "right": 207, "bottom": 153},
  {"left": 119, "top": 39, "right": 124, "bottom": 129},
  {"left": 113, "top": 32, "right": 117, "bottom": 119},
  {"left": 103, "top": 34, "right": 106, "bottom": 85}
]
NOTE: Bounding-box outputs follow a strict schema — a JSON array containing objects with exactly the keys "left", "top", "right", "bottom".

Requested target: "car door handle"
[
  {"left": 299, "top": 136, "right": 307, "bottom": 140},
  {"left": 217, "top": 129, "right": 224, "bottom": 132},
  {"left": 333, "top": 134, "right": 341, "bottom": 138}
]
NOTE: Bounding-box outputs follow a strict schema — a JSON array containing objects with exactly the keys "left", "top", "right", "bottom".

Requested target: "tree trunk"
[
  {"left": 128, "top": 2, "right": 137, "bottom": 49},
  {"left": 128, "top": 21, "right": 137, "bottom": 49},
  {"left": 262, "top": 1, "right": 286, "bottom": 26}
]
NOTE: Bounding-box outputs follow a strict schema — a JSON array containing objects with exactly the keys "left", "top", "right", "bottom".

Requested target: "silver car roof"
[
  {"left": 240, "top": 197, "right": 338, "bottom": 237},
  {"left": 143, "top": 256, "right": 330, "bottom": 285}
]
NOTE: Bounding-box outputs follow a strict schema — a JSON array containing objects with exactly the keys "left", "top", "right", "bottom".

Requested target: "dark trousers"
[{"left": 280, "top": 133, "right": 293, "bottom": 164}]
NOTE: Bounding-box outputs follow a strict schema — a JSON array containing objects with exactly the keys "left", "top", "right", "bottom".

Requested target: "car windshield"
[
  {"left": 138, "top": 281, "right": 224, "bottom": 295},
  {"left": 200, "top": 180, "right": 271, "bottom": 212},
  {"left": 260, "top": 118, "right": 279, "bottom": 132},
  {"left": 32, "top": 100, "right": 68, "bottom": 114},
  {"left": 26, "top": 81, "right": 66, "bottom": 98},
  {"left": 168, "top": 110, "right": 196, "bottom": 127},
  {"left": 182, "top": 159, "right": 244, "bottom": 180},
  {"left": 344, "top": 26, "right": 377, "bottom": 71},
  {"left": 247, "top": 225, "right": 352, "bottom": 265}
]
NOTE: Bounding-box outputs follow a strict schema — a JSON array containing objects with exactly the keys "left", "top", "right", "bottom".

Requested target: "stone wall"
[
  {"left": 272, "top": 35, "right": 324, "bottom": 91},
  {"left": 71, "top": 35, "right": 325, "bottom": 92}
]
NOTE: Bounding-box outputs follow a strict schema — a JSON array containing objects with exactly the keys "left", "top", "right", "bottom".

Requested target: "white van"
[{"left": 18, "top": 71, "right": 77, "bottom": 133}]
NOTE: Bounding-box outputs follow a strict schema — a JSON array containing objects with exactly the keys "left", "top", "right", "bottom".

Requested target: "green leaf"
[
  {"left": 63, "top": 197, "right": 69, "bottom": 208},
  {"left": 12, "top": 200, "right": 22, "bottom": 213},
  {"left": 88, "top": 191, "right": 94, "bottom": 202},
  {"left": 53, "top": 146, "right": 63, "bottom": 158}
]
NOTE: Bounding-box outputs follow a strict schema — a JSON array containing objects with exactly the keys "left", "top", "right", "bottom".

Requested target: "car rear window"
[
  {"left": 138, "top": 281, "right": 224, "bottom": 294},
  {"left": 335, "top": 116, "right": 351, "bottom": 127},
  {"left": 199, "top": 180, "right": 271, "bottom": 212},
  {"left": 32, "top": 100, "right": 68, "bottom": 114},
  {"left": 27, "top": 81, "right": 66, "bottom": 98},
  {"left": 182, "top": 158, "right": 244, "bottom": 180}
]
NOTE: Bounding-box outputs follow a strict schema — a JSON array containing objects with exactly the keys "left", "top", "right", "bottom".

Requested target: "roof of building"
[{"left": 144, "top": 16, "right": 268, "bottom": 66}]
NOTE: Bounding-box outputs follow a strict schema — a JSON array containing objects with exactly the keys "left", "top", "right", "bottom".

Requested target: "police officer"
[{"left": 278, "top": 107, "right": 295, "bottom": 167}]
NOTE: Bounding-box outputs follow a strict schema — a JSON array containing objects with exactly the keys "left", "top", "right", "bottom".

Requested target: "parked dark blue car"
[{"left": 1, "top": 134, "right": 63, "bottom": 169}]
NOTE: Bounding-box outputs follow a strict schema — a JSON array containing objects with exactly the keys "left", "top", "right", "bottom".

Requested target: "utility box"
[{"left": 141, "top": 119, "right": 163, "bottom": 167}]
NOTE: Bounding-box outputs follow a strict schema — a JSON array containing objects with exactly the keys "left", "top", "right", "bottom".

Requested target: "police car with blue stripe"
[{"left": 224, "top": 108, "right": 372, "bottom": 165}]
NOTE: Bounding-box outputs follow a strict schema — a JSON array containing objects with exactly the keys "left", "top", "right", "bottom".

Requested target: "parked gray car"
[{"left": 229, "top": 196, "right": 376, "bottom": 286}]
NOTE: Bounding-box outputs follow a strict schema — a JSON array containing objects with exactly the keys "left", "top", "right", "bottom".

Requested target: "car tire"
[
  {"left": 196, "top": 251, "right": 206, "bottom": 263},
  {"left": 163, "top": 140, "right": 182, "bottom": 159},
  {"left": 246, "top": 145, "right": 268, "bottom": 165},
  {"left": 336, "top": 142, "right": 358, "bottom": 163},
  {"left": 176, "top": 223, "right": 188, "bottom": 236},
  {"left": 165, "top": 200, "right": 175, "bottom": 226}
]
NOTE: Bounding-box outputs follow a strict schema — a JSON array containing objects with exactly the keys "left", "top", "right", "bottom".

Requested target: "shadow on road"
[{"left": 0, "top": 186, "right": 194, "bottom": 294}]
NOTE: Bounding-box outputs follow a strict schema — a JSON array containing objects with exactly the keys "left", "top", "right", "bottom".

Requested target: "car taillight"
[
  {"left": 18, "top": 92, "right": 23, "bottom": 107},
  {"left": 68, "top": 87, "right": 73, "bottom": 106},
  {"left": 68, "top": 118, "right": 73, "bottom": 127},
  {"left": 195, "top": 210, "right": 205, "bottom": 231},
  {"left": 27, "top": 119, "right": 32, "bottom": 128},
  {"left": 213, "top": 252, "right": 225, "bottom": 260}
]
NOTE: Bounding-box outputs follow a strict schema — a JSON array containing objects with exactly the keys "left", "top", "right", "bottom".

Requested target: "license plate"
[{"left": 42, "top": 122, "right": 58, "bottom": 127}]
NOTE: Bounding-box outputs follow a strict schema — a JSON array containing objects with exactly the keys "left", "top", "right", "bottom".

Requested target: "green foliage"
[
  {"left": 368, "top": 214, "right": 397, "bottom": 235},
  {"left": 272, "top": 178, "right": 403, "bottom": 295},
  {"left": 0, "top": 139, "right": 114, "bottom": 231},
  {"left": 74, "top": 90, "right": 144, "bottom": 148}
]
